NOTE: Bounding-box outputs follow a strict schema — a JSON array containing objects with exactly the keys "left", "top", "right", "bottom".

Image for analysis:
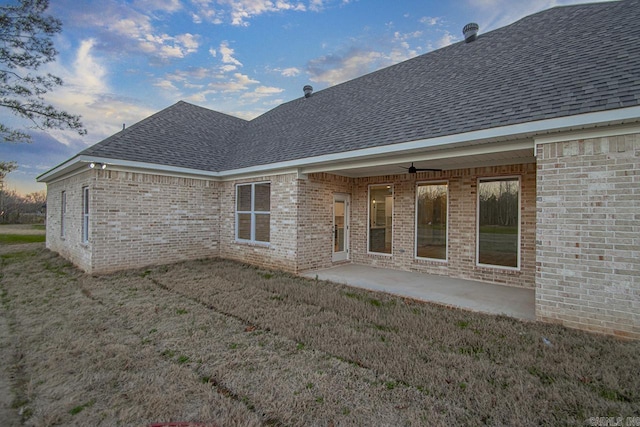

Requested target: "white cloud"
[
  {"left": 202, "top": 73, "right": 259, "bottom": 94},
  {"left": 77, "top": 5, "right": 199, "bottom": 60},
  {"left": 190, "top": 0, "right": 223, "bottom": 24},
  {"left": 219, "top": 41, "right": 242, "bottom": 66},
  {"left": 280, "top": 67, "right": 301, "bottom": 77},
  {"left": 43, "top": 39, "right": 155, "bottom": 146},
  {"left": 209, "top": 0, "right": 307, "bottom": 26},
  {"left": 133, "top": 0, "right": 182, "bottom": 12},
  {"left": 464, "top": 0, "right": 593, "bottom": 33},
  {"left": 420, "top": 16, "right": 441, "bottom": 26},
  {"left": 176, "top": 33, "right": 199, "bottom": 51},
  {"left": 165, "top": 67, "right": 213, "bottom": 83},
  {"left": 308, "top": 49, "right": 385, "bottom": 86},
  {"left": 307, "top": 43, "right": 417, "bottom": 87},
  {"left": 220, "top": 0, "right": 306, "bottom": 26},
  {"left": 255, "top": 86, "right": 284, "bottom": 94},
  {"left": 154, "top": 79, "right": 179, "bottom": 91},
  {"left": 309, "top": 0, "right": 324, "bottom": 12},
  {"left": 69, "top": 39, "right": 108, "bottom": 95},
  {"left": 241, "top": 85, "right": 285, "bottom": 99},
  {"left": 434, "top": 31, "right": 458, "bottom": 49}
]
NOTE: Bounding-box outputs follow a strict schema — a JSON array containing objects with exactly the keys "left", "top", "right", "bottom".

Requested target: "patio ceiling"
[{"left": 299, "top": 138, "right": 536, "bottom": 178}]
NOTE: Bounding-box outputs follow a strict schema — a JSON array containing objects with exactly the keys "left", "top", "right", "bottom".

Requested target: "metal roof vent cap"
[
  {"left": 463, "top": 22, "right": 479, "bottom": 43},
  {"left": 303, "top": 85, "right": 313, "bottom": 98}
]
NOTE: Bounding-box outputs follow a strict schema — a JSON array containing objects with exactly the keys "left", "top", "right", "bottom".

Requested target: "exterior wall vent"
[
  {"left": 303, "top": 85, "right": 313, "bottom": 98},
  {"left": 463, "top": 23, "right": 479, "bottom": 43}
]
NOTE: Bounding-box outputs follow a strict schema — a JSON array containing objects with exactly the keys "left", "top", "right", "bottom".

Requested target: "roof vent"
[
  {"left": 303, "top": 85, "right": 313, "bottom": 98},
  {"left": 463, "top": 23, "right": 479, "bottom": 43}
]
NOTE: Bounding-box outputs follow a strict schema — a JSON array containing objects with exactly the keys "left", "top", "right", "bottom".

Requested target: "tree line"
[{"left": 0, "top": 186, "right": 46, "bottom": 223}]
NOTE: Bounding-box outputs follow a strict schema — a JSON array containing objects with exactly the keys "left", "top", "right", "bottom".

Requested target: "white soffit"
[{"left": 38, "top": 106, "right": 640, "bottom": 183}]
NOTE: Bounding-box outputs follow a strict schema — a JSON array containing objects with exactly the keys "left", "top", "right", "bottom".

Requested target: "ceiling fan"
[{"left": 400, "top": 162, "right": 442, "bottom": 173}]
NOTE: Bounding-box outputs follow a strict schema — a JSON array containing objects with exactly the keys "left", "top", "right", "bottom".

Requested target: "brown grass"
[{"left": 1, "top": 246, "right": 639, "bottom": 426}]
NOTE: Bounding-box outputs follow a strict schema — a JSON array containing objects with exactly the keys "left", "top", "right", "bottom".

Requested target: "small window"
[
  {"left": 368, "top": 185, "right": 393, "bottom": 254},
  {"left": 236, "top": 182, "right": 270, "bottom": 243},
  {"left": 416, "top": 182, "right": 447, "bottom": 260},
  {"left": 82, "top": 187, "right": 89, "bottom": 243},
  {"left": 61, "top": 191, "right": 66, "bottom": 237},
  {"left": 477, "top": 177, "right": 520, "bottom": 268}
]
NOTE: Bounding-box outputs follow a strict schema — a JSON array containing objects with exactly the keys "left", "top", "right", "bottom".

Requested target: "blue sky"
[{"left": 0, "top": 0, "right": 611, "bottom": 195}]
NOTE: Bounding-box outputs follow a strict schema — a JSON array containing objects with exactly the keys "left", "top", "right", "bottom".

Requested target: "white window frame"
[
  {"left": 61, "top": 191, "right": 66, "bottom": 238},
  {"left": 82, "top": 186, "right": 89, "bottom": 244},
  {"left": 235, "top": 182, "right": 271, "bottom": 244},
  {"left": 367, "top": 183, "right": 394, "bottom": 256},
  {"left": 476, "top": 176, "right": 521, "bottom": 270},
  {"left": 415, "top": 180, "right": 449, "bottom": 262}
]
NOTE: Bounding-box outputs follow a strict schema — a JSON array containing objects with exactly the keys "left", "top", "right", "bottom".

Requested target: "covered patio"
[{"left": 303, "top": 264, "right": 535, "bottom": 321}]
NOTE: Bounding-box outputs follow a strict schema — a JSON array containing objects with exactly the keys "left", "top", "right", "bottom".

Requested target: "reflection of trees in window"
[
  {"left": 478, "top": 178, "right": 519, "bottom": 268},
  {"left": 369, "top": 185, "right": 393, "bottom": 254},
  {"left": 479, "top": 179, "right": 518, "bottom": 227},
  {"left": 416, "top": 183, "right": 447, "bottom": 260}
]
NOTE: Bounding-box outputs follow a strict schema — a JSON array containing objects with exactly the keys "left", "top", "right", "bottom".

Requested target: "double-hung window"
[
  {"left": 236, "top": 182, "right": 270, "bottom": 243},
  {"left": 61, "top": 191, "right": 66, "bottom": 237},
  {"left": 82, "top": 186, "right": 89, "bottom": 243}
]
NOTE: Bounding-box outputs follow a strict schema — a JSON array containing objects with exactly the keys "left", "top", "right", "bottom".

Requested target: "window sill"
[
  {"left": 367, "top": 251, "right": 392, "bottom": 257},
  {"left": 234, "top": 240, "right": 271, "bottom": 248},
  {"left": 414, "top": 257, "right": 447, "bottom": 264},
  {"left": 475, "top": 263, "right": 520, "bottom": 273}
]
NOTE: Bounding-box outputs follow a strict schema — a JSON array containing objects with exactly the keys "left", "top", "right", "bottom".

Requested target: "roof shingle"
[{"left": 79, "top": 0, "right": 640, "bottom": 173}]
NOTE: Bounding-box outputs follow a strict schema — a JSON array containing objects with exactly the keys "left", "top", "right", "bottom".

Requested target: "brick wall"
[
  {"left": 219, "top": 173, "right": 300, "bottom": 272},
  {"left": 45, "top": 170, "right": 93, "bottom": 271},
  {"left": 48, "top": 169, "right": 220, "bottom": 274},
  {"left": 297, "top": 173, "right": 353, "bottom": 271},
  {"left": 295, "top": 165, "right": 536, "bottom": 289},
  {"left": 536, "top": 133, "right": 640, "bottom": 339},
  {"left": 349, "top": 164, "right": 536, "bottom": 288},
  {"left": 47, "top": 163, "right": 536, "bottom": 289}
]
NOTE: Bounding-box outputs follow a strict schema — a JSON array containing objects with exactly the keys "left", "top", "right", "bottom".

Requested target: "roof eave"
[
  {"left": 36, "top": 155, "right": 223, "bottom": 183},
  {"left": 219, "top": 106, "right": 640, "bottom": 177},
  {"left": 38, "top": 105, "right": 640, "bottom": 183}
]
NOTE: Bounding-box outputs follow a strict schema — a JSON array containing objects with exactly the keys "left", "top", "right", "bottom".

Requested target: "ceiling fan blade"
[{"left": 399, "top": 162, "right": 441, "bottom": 173}]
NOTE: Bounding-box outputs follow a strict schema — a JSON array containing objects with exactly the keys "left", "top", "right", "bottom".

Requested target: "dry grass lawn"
[{"left": 0, "top": 242, "right": 639, "bottom": 426}]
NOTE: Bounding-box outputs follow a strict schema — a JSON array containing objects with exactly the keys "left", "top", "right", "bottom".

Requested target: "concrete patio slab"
[{"left": 302, "top": 264, "right": 535, "bottom": 321}]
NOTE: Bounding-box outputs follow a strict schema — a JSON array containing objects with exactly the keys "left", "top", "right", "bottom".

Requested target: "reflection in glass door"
[{"left": 333, "top": 194, "right": 350, "bottom": 262}]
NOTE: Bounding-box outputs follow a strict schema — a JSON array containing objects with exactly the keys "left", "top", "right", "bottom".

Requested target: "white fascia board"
[
  {"left": 217, "top": 106, "right": 640, "bottom": 177},
  {"left": 37, "top": 155, "right": 303, "bottom": 183},
  {"left": 37, "top": 155, "right": 222, "bottom": 183},
  {"left": 533, "top": 123, "right": 640, "bottom": 145},
  {"left": 36, "top": 157, "right": 78, "bottom": 182},
  {"left": 38, "top": 106, "right": 640, "bottom": 183}
]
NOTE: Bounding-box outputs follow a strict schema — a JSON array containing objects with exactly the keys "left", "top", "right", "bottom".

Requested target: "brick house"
[{"left": 38, "top": 1, "right": 640, "bottom": 338}]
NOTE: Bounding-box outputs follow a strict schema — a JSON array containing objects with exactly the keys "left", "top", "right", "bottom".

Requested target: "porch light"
[{"left": 89, "top": 162, "right": 107, "bottom": 170}]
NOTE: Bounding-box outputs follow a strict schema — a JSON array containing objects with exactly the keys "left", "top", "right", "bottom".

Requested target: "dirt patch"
[
  {"left": 1, "top": 247, "right": 639, "bottom": 426},
  {"left": 0, "top": 309, "right": 20, "bottom": 426}
]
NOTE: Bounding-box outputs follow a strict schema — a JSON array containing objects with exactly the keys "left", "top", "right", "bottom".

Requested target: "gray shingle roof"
[
  {"left": 79, "top": 101, "right": 247, "bottom": 171},
  {"left": 79, "top": 0, "right": 640, "bottom": 173}
]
